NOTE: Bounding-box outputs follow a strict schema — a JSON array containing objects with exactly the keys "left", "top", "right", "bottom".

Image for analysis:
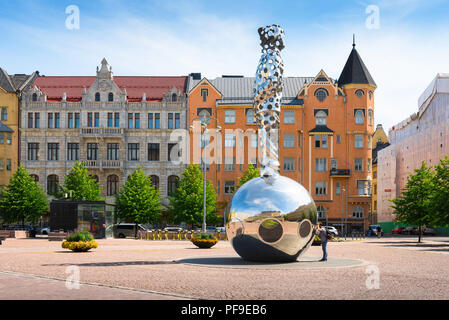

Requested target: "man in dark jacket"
[{"left": 315, "top": 222, "right": 328, "bottom": 261}]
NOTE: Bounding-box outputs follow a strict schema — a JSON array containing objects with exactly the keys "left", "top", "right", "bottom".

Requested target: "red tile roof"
[{"left": 32, "top": 76, "right": 187, "bottom": 102}]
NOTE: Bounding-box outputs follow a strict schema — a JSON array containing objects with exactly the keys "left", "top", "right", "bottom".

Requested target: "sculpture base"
[{"left": 226, "top": 176, "right": 317, "bottom": 263}]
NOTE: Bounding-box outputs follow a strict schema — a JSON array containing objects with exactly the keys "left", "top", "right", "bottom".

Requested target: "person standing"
[
  {"left": 315, "top": 222, "right": 328, "bottom": 261},
  {"left": 377, "top": 225, "right": 382, "bottom": 238}
]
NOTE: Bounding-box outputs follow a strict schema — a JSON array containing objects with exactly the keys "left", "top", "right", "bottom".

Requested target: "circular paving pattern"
[{"left": 177, "top": 255, "right": 368, "bottom": 270}]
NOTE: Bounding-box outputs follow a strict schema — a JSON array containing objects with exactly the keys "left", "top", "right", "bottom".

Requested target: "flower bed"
[
  {"left": 191, "top": 233, "right": 218, "bottom": 248},
  {"left": 62, "top": 230, "right": 98, "bottom": 252}
]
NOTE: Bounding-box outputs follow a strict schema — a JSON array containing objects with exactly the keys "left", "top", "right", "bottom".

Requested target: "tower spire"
[{"left": 353, "top": 34, "right": 356, "bottom": 48}]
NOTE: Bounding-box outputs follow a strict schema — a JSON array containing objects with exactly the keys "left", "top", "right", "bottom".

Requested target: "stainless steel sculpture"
[{"left": 226, "top": 25, "right": 317, "bottom": 262}]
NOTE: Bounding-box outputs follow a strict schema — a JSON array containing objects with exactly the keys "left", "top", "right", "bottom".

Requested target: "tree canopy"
[
  {"left": 62, "top": 161, "right": 103, "bottom": 201},
  {"left": 0, "top": 165, "right": 48, "bottom": 225},
  {"left": 115, "top": 167, "right": 161, "bottom": 226},
  {"left": 236, "top": 163, "right": 260, "bottom": 191},
  {"left": 391, "top": 160, "right": 449, "bottom": 242},
  {"left": 168, "top": 164, "right": 218, "bottom": 228}
]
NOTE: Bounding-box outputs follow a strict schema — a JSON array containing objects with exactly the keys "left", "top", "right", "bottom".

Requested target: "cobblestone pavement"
[{"left": 0, "top": 236, "right": 448, "bottom": 300}]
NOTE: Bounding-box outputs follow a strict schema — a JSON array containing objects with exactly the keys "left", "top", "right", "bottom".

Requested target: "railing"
[
  {"left": 80, "top": 128, "right": 124, "bottom": 135},
  {"left": 330, "top": 168, "right": 351, "bottom": 176},
  {"left": 83, "top": 160, "right": 123, "bottom": 168}
]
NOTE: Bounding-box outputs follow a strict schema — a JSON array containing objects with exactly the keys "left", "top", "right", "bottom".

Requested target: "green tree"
[
  {"left": 62, "top": 161, "right": 103, "bottom": 201},
  {"left": 390, "top": 162, "right": 436, "bottom": 243},
  {"left": 433, "top": 156, "right": 449, "bottom": 226},
  {"left": 236, "top": 163, "right": 260, "bottom": 191},
  {"left": 168, "top": 164, "right": 218, "bottom": 229},
  {"left": 115, "top": 167, "right": 161, "bottom": 237},
  {"left": 0, "top": 165, "right": 48, "bottom": 226}
]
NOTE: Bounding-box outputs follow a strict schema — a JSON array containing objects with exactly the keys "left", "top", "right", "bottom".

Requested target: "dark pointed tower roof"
[{"left": 338, "top": 40, "right": 376, "bottom": 88}]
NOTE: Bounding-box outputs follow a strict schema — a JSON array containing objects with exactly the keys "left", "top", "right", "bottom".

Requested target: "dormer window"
[
  {"left": 314, "top": 88, "right": 328, "bottom": 102},
  {"left": 32, "top": 93, "right": 38, "bottom": 102},
  {"left": 95, "top": 92, "right": 100, "bottom": 101},
  {"left": 315, "top": 111, "right": 327, "bottom": 125},
  {"left": 108, "top": 92, "right": 113, "bottom": 102},
  {"left": 355, "top": 89, "right": 364, "bottom": 98},
  {"left": 171, "top": 93, "right": 177, "bottom": 102},
  {"left": 201, "top": 88, "right": 208, "bottom": 102}
]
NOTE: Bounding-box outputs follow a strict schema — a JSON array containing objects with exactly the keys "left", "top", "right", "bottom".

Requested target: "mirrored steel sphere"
[{"left": 226, "top": 176, "right": 317, "bottom": 262}]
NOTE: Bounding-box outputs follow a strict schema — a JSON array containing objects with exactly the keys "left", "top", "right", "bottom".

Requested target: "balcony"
[
  {"left": 330, "top": 168, "right": 351, "bottom": 177},
  {"left": 84, "top": 160, "right": 123, "bottom": 169},
  {"left": 80, "top": 128, "right": 124, "bottom": 136}
]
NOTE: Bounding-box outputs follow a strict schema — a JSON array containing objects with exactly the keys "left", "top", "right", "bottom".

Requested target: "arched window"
[
  {"left": 108, "top": 92, "right": 114, "bottom": 102},
  {"left": 167, "top": 175, "right": 179, "bottom": 195},
  {"left": 150, "top": 175, "right": 159, "bottom": 190},
  {"left": 95, "top": 92, "right": 100, "bottom": 102},
  {"left": 47, "top": 174, "right": 59, "bottom": 195},
  {"left": 199, "top": 109, "right": 210, "bottom": 125},
  {"left": 171, "top": 93, "right": 177, "bottom": 102},
  {"left": 315, "top": 111, "right": 327, "bottom": 126},
  {"left": 369, "top": 91, "right": 373, "bottom": 100},
  {"left": 314, "top": 88, "right": 328, "bottom": 102},
  {"left": 353, "top": 206, "right": 363, "bottom": 219},
  {"left": 355, "top": 110, "right": 364, "bottom": 124},
  {"left": 317, "top": 205, "right": 326, "bottom": 220},
  {"left": 355, "top": 89, "right": 365, "bottom": 98},
  {"left": 246, "top": 109, "right": 255, "bottom": 124},
  {"left": 30, "top": 174, "right": 39, "bottom": 182},
  {"left": 32, "top": 93, "right": 38, "bottom": 102},
  {"left": 368, "top": 109, "right": 374, "bottom": 126},
  {"left": 107, "top": 174, "right": 119, "bottom": 195}
]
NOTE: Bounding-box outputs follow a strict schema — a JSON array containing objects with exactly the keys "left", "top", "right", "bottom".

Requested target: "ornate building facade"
[
  {"left": 188, "top": 44, "right": 376, "bottom": 233},
  {"left": 20, "top": 59, "right": 188, "bottom": 203}
]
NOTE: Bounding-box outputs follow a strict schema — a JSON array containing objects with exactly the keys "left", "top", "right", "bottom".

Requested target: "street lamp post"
[
  {"left": 341, "top": 186, "right": 346, "bottom": 239},
  {"left": 190, "top": 116, "right": 221, "bottom": 234}
]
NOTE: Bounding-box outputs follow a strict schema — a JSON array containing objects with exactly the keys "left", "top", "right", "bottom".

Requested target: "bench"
[{"left": 48, "top": 232, "right": 69, "bottom": 241}]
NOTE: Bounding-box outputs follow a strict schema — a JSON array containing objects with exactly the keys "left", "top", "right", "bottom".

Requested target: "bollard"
[
  {"left": 164, "top": 230, "right": 168, "bottom": 240},
  {"left": 146, "top": 232, "right": 149, "bottom": 240},
  {"left": 177, "top": 231, "right": 181, "bottom": 240}
]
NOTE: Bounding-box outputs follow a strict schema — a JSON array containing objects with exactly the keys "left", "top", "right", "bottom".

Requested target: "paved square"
[{"left": 0, "top": 236, "right": 448, "bottom": 299}]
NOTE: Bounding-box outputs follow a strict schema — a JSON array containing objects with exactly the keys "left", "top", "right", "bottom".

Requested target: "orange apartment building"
[{"left": 187, "top": 44, "right": 376, "bottom": 233}]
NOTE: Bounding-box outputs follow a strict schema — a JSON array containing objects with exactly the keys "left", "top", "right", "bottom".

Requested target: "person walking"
[
  {"left": 377, "top": 225, "right": 382, "bottom": 238},
  {"left": 315, "top": 222, "right": 328, "bottom": 261}
]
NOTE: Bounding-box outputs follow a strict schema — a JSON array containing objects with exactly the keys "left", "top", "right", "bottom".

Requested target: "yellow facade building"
[
  {"left": 0, "top": 68, "right": 36, "bottom": 188},
  {"left": 371, "top": 124, "right": 389, "bottom": 224}
]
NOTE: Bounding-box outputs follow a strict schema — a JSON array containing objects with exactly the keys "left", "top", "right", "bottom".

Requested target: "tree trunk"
[{"left": 418, "top": 225, "right": 422, "bottom": 243}]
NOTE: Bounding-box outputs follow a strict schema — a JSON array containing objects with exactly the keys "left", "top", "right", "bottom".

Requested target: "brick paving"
[{"left": 0, "top": 237, "right": 448, "bottom": 300}]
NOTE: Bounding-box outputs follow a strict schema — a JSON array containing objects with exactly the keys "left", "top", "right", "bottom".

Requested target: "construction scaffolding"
[{"left": 377, "top": 73, "right": 449, "bottom": 223}]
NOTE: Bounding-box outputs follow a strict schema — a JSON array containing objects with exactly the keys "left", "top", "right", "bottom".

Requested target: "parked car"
[
  {"left": 366, "top": 225, "right": 384, "bottom": 237},
  {"left": 403, "top": 227, "right": 417, "bottom": 235},
  {"left": 422, "top": 227, "right": 436, "bottom": 236},
  {"left": 163, "top": 226, "right": 184, "bottom": 232},
  {"left": 392, "top": 226, "right": 405, "bottom": 234},
  {"left": 216, "top": 227, "right": 226, "bottom": 233},
  {"left": 206, "top": 226, "right": 217, "bottom": 233},
  {"left": 324, "top": 226, "right": 339, "bottom": 237},
  {"left": 113, "top": 223, "right": 151, "bottom": 238},
  {"left": 40, "top": 227, "right": 51, "bottom": 235}
]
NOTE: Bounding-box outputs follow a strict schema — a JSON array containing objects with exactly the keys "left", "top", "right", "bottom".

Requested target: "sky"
[{"left": 1, "top": 0, "right": 449, "bottom": 132}]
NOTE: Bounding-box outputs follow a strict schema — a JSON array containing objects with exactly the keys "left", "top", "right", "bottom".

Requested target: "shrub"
[{"left": 66, "top": 230, "right": 94, "bottom": 242}]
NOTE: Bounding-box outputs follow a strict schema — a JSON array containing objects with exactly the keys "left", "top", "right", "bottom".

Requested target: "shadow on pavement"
[{"left": 42, "top": 260, "right": 178, "bottom": 267}]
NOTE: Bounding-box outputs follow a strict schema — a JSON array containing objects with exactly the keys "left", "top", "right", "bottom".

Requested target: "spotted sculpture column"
[{"left": 253, "top": 24, "right": 285, "bottom": 183}]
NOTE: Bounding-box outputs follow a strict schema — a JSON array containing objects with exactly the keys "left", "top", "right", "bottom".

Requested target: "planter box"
[
  {"left": 48, "top": 232, "right": 69, "bottom": 241},
  {"left": 14, "top": 230, "right": 29, "bottom": 239},
  {"left": 0, "top": 230, "right": 14, "bottom": 238}
]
